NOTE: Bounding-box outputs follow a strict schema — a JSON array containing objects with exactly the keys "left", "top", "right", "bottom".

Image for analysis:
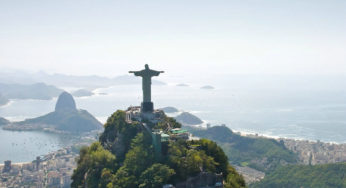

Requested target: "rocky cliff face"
[{"left": 55, "top": 92, "right": 77, "bottom": 112}]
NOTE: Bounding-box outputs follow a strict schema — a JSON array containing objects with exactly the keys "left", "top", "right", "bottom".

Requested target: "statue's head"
[{"left": 145, "top": 64, "right": 149, "bottom": 69}]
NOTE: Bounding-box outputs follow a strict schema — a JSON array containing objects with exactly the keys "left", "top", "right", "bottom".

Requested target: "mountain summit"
[
  {"left": 4, "top": 92, "right": 102, "bottom": 133},
  {"left": 55, "top": 92, "right": 77, "bottom": 112}
]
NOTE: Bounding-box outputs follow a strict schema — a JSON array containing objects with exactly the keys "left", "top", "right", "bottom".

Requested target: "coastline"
[
  {"left": 1, "top": 124, "right": 345, "bottom": 186},
  {"left": 0, "top": 162, "right": 31, "bottom": 167},
  {"left": 240, "top": 132, "right": 346, "bottom": 165},
  {"left": 232, "top": 128, "right": 345, "bottom": 144}
]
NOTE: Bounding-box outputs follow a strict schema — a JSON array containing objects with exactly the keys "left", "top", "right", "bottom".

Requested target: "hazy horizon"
[{"left": 1, "top": 0, "right": 346, "bottom": 77}]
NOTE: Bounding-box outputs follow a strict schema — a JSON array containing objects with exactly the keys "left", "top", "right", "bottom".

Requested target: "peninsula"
[{"left": 3, "top": 92, "right": 102, "bottom": 133}]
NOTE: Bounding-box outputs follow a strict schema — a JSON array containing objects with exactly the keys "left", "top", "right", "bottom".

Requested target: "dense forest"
[
  {"left": 250, "top": 163, "right": 346, "bottom": 188},
  {"left": 71, "top": 110, "right": 245, "bottom": 188}
]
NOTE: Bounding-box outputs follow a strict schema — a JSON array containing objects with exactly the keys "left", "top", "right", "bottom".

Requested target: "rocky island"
[
  {"left": 3, "top": 92, "right": 102, "bottom": 133},
  {"left": 160, "top": 106, "right": 179, "bottom": 113},
  {"left": 175, "top": 112, "right": 203, "bottom": 125}
]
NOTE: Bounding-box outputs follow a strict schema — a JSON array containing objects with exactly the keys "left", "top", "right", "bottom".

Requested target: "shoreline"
[
  {"left": 186, "top": 124, "right": 346, "bottom": 145},
  {"left": 0, "top": 162, "right": 31, "bottom": 167},
  {"left": 231, "top": 128, "right": 345, "bottom": 144}
]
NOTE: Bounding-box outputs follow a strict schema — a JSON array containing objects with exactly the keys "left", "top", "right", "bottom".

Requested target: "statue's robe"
[{"left": 133, "top": 69, "right": 161, "bottom": 102}]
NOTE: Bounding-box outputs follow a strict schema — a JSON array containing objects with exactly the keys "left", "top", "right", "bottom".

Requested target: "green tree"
[
  {"left": 72, "top": 111, "right": 246, "bottom": 188},
  {"left": 111, "top": 166, "right": 138, "bottom": 188},
  {"left": 191, "top": 139, "right": 229, "bottom": 177},
  {"left": 185, "top": 149, "right": 217, "bottom": 175},
  {"left": 155, "top": 116, "right": 182, "bottom": 130},
  {"left": 71, "top": 142, "right": 117, "bottom": 188},
  {"left": 99, "top": 110, "right": 141, "bottom": 161},
  {"left": 224, "top": 166, "right": 246, "bottom": 188},
  {"left": 138, "top": 164, "right": 175, "bottom": 188},
  {"left": 251, "top": 163, "right": 346, "bottom": 188},
  {"left": 122, "top": 133, "right": 154, "bottom": 177}
]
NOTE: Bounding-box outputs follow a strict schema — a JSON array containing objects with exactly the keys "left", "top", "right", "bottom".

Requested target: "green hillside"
[
  {"left": 186, "top": 126, "right": 298, "bottom": 172},
  {"left": 71, "top": 110, "right": 246, "bottom": 188},
  {"left": 250, "top": 163, "right": 346, "bottom": 188},
  {"left": 16, "top": 110, "right": 102, "bottom": 132},
  {"left": 5, "top": 92, "right": 102, "bottom": 133}
]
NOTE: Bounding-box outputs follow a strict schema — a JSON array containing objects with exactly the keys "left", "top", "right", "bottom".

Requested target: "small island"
[
  {"left": 201, "top": 85, "right": 215, "bottom": 90},
  {"left": 175, "top": 112, "right": 204, "bottom": 125},
  {"left": 160, "top": 106, "right": 179, "bottom": 113}
]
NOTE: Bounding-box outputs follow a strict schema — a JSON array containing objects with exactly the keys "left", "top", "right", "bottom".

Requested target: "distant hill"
[
  {"left": 186, "top": 126, "right": 298, "bottom": 172},
  {"left": 0, "top": 70, "right": 166, "bottom": 88},
  {"left": 160, "top": 106, "right": 179, "bottom": 113},
  {"left": 0, "top": 117, "right": 10, "bottom": 126},
  {"left": 250, "top": 163, "right": 346, "bottom": 188},
  {"left": 55, "top": 92, "right": 77, "bottom": 112},
  {"left": 4, "top": 92, "right": 102, "bottom": 133},
  {"left": 175, "top": 112, "right": 203, "bottom": 125},
  {"left": 0, "top": 82, "right": 63, "bottom": 100},
  {"left": 13, "top": 110, "right": 102, "bottom": 133}
]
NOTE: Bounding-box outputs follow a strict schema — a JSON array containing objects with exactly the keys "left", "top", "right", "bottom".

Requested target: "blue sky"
[{"left": 1, "top": 0, "right": 346, "bottom": 76}]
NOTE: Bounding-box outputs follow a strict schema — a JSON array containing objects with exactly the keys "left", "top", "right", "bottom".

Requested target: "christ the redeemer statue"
[{"left": 129, "top": 64, "right": 164, "bottom": 112}]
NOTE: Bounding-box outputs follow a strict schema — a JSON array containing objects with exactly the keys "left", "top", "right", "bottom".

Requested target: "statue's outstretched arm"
[
  {"left": 129, "top": 71, "right": 142, "bottom": 76},
  {"left": 152, "top": 70, "right": 164, "bottom": 76}
]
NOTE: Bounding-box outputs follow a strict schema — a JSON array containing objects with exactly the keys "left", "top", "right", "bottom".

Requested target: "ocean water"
[
  {"left": 1, "top": 74, "right": 346, "bottom": 162},
  {"left": 0, "top": 128, "right": 77, "bottom": 163}
]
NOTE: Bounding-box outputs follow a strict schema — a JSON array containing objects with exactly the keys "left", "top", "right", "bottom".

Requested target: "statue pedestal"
[{"left": 141, "top": 102, "right": 154, "bottom": 113}]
